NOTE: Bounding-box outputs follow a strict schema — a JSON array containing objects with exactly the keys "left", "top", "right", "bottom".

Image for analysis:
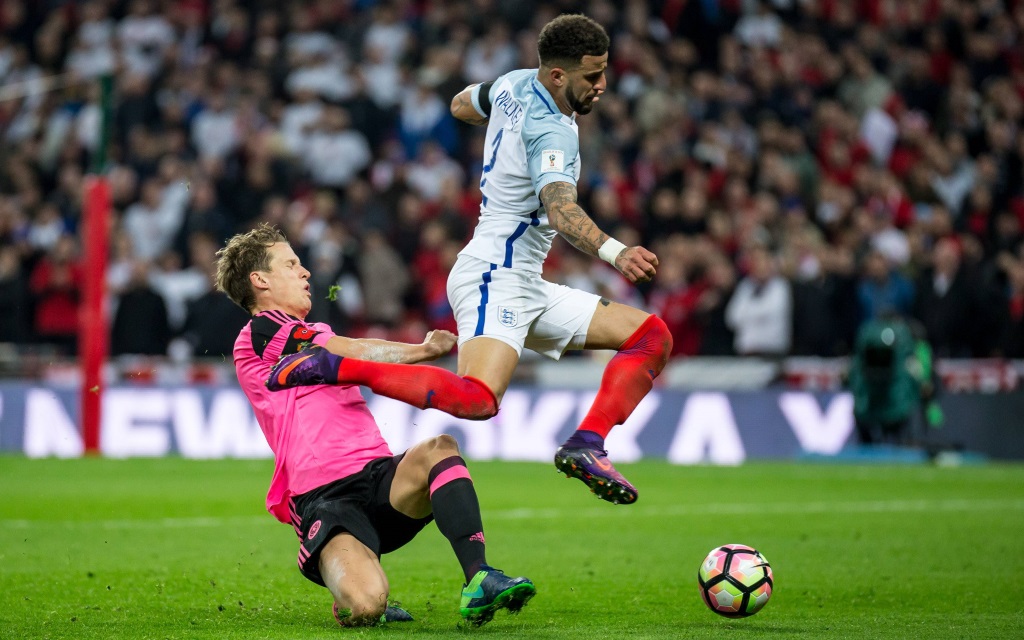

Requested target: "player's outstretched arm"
[
  {"left": 450, "top": 83, "right": 490, "bottom": 126},
  {"left": 540, "top": 181, "right": 659, "bottom": 284},
  {"left": 321, "top": 330, "right": 456, "bottom": 364}
]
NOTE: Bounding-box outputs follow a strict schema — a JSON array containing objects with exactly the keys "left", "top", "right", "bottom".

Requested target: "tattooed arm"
[
  {"left": 540, "top": 181, "right": 660, "bottom": 284},
  {"left": 450, "top": 84, "right": 489, "bottom": 126},
  {"left": 540, "top": 181, "right": 610, "bottom": 257}
]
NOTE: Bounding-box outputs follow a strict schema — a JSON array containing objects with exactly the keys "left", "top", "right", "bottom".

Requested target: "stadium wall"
[{"left": 2, "top": 383, "right": 1022, "bottom": 461}]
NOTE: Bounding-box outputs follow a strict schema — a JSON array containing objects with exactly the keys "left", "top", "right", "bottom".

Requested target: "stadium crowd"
[{"left": 2, "top": 0, "right": 1024, "bottom": 365}]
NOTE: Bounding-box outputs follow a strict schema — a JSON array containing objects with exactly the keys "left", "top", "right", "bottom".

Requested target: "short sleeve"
[
  {"left": 250, "top": 312, "right": 335, "bottom": 362},
  {"left": 526, "top": 126, "right": 579, "bottom": 196},
  {"left": 470, "top": 81, "right": 496, "bottom": 118}
]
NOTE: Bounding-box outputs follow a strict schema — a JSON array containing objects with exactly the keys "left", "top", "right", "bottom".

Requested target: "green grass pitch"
[{"left": 2, "top": 457, "right": 1022, "bottom": 639}]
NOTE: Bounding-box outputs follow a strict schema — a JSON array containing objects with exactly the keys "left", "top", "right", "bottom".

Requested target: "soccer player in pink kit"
[{"left": 216, "top": 224, "right": 534, "bottom": 627}]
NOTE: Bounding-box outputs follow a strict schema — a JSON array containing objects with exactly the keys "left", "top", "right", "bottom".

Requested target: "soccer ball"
[{"left": 697, "top": 544, "right": 774, "bottom": 617}]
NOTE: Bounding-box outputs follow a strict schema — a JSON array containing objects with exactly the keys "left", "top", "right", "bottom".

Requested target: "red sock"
[
  {"left": 336, "top": 359, "right": 498, "bottom": 420},
  {"left": 576, "top": 315, "right": 672, "bottom": 438}
]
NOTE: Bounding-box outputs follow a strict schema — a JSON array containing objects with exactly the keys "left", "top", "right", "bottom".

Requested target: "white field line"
[
  {"left": 485, "top": 498, "right": 1024, "bottom": 521},
  {"left": 1, "top": 498, "right": 1022, "bottom": 530}
]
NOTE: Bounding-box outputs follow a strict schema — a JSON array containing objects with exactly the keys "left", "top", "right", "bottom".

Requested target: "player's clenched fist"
[
  {"left": 422, "top": 330, "right": 457, "bottom": 359},
  {"left": 614, "top": 246, "right": 659, "bottom": 284}
]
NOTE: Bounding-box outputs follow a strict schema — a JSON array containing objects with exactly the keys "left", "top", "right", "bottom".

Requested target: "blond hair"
[{"left": 214, "top": 223, "right": 287, "bottom": 313}]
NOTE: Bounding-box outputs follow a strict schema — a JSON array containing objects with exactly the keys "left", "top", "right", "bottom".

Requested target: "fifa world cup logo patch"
[
  {"left": 540, "top": 149, "right": 564, "bottom": 173},
  {"left": 497, "top": 306, "right": 518, "bottom": 327}
]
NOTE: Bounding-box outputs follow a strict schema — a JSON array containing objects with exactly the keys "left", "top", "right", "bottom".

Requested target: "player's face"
[
  {"left": 566, "top": 53, "right": 608, "bottom": 115},
  {"left": 261, "top": 242, "right": 312, "bottom": 317}
]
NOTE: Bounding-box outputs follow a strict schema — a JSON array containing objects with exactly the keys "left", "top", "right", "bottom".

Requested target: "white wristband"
[{"left": 598, "top": 238, "right": 627, "bottom": 265}]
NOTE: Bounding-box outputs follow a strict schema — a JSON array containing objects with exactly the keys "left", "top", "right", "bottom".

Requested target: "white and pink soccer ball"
[{"left": 697, "top": 544, "right": 774, "bottom": 617}]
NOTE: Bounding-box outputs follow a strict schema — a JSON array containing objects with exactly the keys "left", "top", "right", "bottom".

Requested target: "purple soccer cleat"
[
  {"left": 266, "top": 345, "right": 342, "bottom": 391},
  {"left": 553, "top": 446, "right": 638, "bottom": 505}
]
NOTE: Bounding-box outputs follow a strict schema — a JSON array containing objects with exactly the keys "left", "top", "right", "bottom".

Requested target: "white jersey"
[{"left": 461, "top": 68, "right": 582, "bottom": 273}]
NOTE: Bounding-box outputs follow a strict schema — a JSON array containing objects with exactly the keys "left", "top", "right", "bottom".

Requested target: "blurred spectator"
[
  {"left": 26, "top": 201, "right": 68, "bottom": 253},
  {"left": 788, "top": 240, "right": 858, "bottom": 357},
  {"left": 997, "top": 249, "right": 1024, "bottom": 357},
  {"left": 180, "top": 283, "right": 251, "bottom": 360},
  {"left": 110, "top": 260, "right": 170, "bottom": 356},
  {"left": 339, "top": 178, "right": 391, "bottom": 237},
  {"left": 359, "top": 228, "right": 409, "bottom": 327},
  {"left": 362, "top": 2, "right": 411, "bottom": 64},
  {"left": 223, "top": 152, "right": 291, "bottom": 229},
  {"left": 67, "top": 1, "right": 116, "bottom": 80},
  {"left": 359, "top": 43, "right": 404, "bottom": 112},
  {"left": 28, "top": 234, "right": 82, "bottom": 354},
  {"left": 648, "top": 255, "right": 705, "bottom": 357},
  {"left": 0, "top": 245, "right": 30, "bottom": 344},
  {"left": 725, "top": 246, "right": 792, "bottom": 357},
  {"left": 303, "top": 105, "right": 371, "bottom": 190},
  {"left": 117, "top": 0, "right": 174, "bottom": 79},
  {"left": 857, "top": 249, "right": 914, "bottom": 323},
  {"left": 695, "top": 254, "right": 736, "bottom": 356},
  {"left": 150, "top": 232, "right": 217, "bottom": 333},
  {"left": 122, "top": 177, "right": 189, "bottom": 262},
  {"left": 285, "top": 48, "right": 357, "bottom": 103},
  {"left": 399, "top": 70, "right": 459, "bottom": 158},
  {"left": 838, "top": 46, "right": 894, "bottom": 119},
  {"left": 279, "top": 87, "right": 324, "bottom": 157},
  {"left": 423, "top": 238, "right": 461, "bottom": 335},
  {"left": 190, "top": 91, "right": 240, "bottom": 162},
  {"left": 932, "top": 132, "right": 975, "bottom": 207},
  {"left": 734, "top": 1, "right": 783, "bottom": 49},
  {"left": 304, "top": 220, "right": 362, "bottom": 333},
  {"left": 462, "top": 23, "right": 517, "bottom": 83},
  {"left": 173, "top": 178, "right": 232, "bottom": 258},
  {"left": 406, "top": 141, "right": 465, "bottom": 204},
  {"left": 912, "top": 236, "right": 986, "bottom": 358}
]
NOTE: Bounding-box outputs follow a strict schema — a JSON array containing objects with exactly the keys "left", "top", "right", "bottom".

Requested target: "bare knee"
[
  {"left": 336, "top": 592, "right": 388, "bottom": 626},
  {"left": 414, "top": 434, "right": 462, "bottom": 466},
  {"left": 330, "top": 573, "right": 388, "bottom": 626},
  {"left": 431, "top": 434, "right": 461, "bottom": 455},
  {"left": 320, "top": 535, "right": 389, "bottom": 626},
  {"left": 406, "top": 434, "right": 464, "bottom": 474}
]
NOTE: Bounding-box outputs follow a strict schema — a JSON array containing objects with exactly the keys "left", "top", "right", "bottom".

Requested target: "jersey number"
[{"left": 479, "top": 128, "right": 504, "bottom": 188}]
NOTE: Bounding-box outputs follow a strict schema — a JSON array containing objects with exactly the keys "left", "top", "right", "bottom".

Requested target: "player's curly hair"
[
  {"left": 215, "top": 222, "right": 287, "bottom": 313},
  {"left": 538, "top": 14, "right": 609, "bottom": 69}
]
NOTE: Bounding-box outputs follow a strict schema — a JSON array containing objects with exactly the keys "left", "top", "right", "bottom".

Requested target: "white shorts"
[{"left": 447, "top": 255, "right": 601, "bottom": 360}]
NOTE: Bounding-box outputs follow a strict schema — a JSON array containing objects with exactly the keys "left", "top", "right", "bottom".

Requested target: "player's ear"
[
  {"left": 250, "top": 270, "right": 269, "bottom": 291},
  {"left": 549, "top": 67, "right": 565, "bottom": 87}
]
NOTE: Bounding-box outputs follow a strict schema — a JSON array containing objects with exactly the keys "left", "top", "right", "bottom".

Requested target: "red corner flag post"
[
  {"left": 80, "top": 176, "right": 110, "bottom": 454},
  {"left": 80, "top": 74, "right": 113, "bottom": 455}
]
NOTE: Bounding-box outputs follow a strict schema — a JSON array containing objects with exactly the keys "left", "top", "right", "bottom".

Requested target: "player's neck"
[
  {"left": 536, "top": 71, "right": 574, "bottom": 117},
  {"left": 252, "top": 303, "right": 303, "bottom": 320}
]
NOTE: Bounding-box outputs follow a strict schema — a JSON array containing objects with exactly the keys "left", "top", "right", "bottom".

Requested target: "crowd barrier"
[{"left": 2, "top": 383, "right": 1021, "bottom": 461}]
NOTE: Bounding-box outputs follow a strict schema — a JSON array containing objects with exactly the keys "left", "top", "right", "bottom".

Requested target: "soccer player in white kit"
[
  {"left": 447, "top": 14, "right": 673, "bottom": 504},
  {"left": 270, "top": 14, "right": 672, "bottom": 505}
]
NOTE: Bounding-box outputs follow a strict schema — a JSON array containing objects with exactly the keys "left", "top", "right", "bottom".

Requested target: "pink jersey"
[{"left": 233, "top": 310, "right": 392, "bottom": 524}]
